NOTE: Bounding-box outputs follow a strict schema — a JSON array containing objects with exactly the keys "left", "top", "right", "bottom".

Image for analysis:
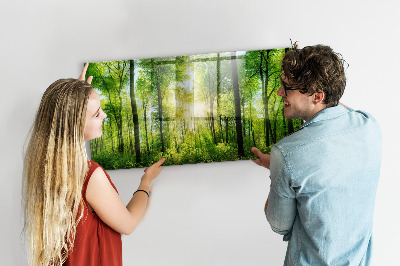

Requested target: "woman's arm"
[{"left": 86, "top": 158, "right": 165, "bottom": 235}]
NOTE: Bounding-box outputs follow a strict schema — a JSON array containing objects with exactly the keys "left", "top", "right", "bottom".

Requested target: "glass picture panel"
[{"left": 87, "top": 48, "right": 302, "bottom": 169}]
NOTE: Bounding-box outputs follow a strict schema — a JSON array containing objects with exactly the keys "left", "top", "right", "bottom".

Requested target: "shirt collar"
[{"left": 300, "top": 105, "right": 349, "bottom": 130}]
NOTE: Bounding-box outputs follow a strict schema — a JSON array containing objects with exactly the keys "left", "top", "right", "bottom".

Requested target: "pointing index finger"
[{"left": 157, "top": 158, "right": 166, "bottom": 166}]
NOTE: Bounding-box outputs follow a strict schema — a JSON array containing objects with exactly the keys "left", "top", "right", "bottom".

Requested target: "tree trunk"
[
  {"left": 143, "top": 103, "right": 150, "bottom": 154},
  {"left": 100, "top": 134, "right": 103, "bottom": 153},
  {"left": 250, "top": 102, "right": 256, "bottom": 147},
  {"left": 287, "top": 118, "right": 294, "bottom": 134},
  {"left": 117, "top": 122, "right": 124, "bottom": 153},
  {"left": 110, "top": 121, "right": 115, "bottom": 153},
  {"left": 271, "top": 97, "right": 278, "bottom": 143},
  {"left": 241, "top": 97, "right": 246, "bottom": 137},
  {"left": 207, "top": 70, "right": 216, "bottom": 144},
  {"left": 156, "top": 66, "right": 165, "bottom": 153},
  {"left": 116, "top": 72, "right": 125, "bottom": 154},
  {"left": 130, "top": 60, "right": 141, "bottom": 164},
  {"left": 225, "top": 116, "right": 229, "bottom": 143},
  {"left": 231, "top": 52, "right": 244, "bottom": 157},
  {"left": 261, "top": 50, "right": 271, "bottom": 147},
  {"left": 216, "top": 53, "right": 223, "bottom": 143},
  {"left": 102, "top": 83, "right": 122, "bottom": 153}
]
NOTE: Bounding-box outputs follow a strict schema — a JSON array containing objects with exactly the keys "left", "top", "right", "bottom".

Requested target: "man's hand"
[
  {"left": 264, "top": 199, "right": 269, "bottom": 213},
  {"left": 78, "top": 62, "right": 93, "bottom": 84},
  {"left": 251, "top": 147, "right": 271, "bottom": 169}
]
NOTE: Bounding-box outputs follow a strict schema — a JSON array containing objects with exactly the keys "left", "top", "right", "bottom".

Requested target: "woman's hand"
[
  {"left": 141, "top": 158, "right": 166, "bottom": 185},
  {"left": 78, "top": 62, "right": 93, "bottom": 84},
  {"left": 87, "top": 158, "right": 166, "bottom": 235}
]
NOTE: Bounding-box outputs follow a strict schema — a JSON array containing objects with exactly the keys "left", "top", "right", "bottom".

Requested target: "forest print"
[{"left": 87, "top": 48, "right": 302, "bottom": 170}]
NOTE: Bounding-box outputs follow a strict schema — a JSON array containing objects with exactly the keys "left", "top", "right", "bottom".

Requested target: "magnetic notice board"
[{"left": 87, "top": 48, "right": 301, "bottom": 169}]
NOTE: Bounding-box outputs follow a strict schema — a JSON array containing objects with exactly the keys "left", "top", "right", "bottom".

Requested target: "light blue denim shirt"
[{"left": 266, "top": 105, "right": 382, "bottom": 266}]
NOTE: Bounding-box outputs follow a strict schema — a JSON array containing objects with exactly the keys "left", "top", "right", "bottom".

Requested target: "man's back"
[{"left": 267, "top": 105, "right": 382, "bottom": 266}]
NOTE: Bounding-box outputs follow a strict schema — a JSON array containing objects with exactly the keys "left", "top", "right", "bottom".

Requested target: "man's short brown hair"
[{"left": 282, "top": 45, "right": 347, "bottom": 107}]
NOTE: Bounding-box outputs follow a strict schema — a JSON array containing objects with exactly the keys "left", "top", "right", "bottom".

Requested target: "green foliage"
[{"left": 89, "top": 49, "right": 301, "bottom": 170}]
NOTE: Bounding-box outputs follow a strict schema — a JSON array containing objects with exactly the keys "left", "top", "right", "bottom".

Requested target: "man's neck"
[{"left": 304, "top": 104, "right": 327, "bottom": 121}]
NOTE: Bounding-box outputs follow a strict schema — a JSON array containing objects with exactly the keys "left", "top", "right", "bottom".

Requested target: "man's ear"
[{"left": 313, "top": 92, "right": 325, "bottom": 105}]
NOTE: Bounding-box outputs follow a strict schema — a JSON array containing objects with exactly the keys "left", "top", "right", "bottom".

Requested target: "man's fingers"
[
  {"left": 87, "top": 76, "right": 93, "bottom": 84},
  {"left": 251, "top": 147, "right": 264, "bottom": 158}
]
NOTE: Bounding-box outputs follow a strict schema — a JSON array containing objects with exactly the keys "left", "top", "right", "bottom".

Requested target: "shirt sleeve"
[{"left": 266, "top": 145, "right": 297, "bottom": 241}]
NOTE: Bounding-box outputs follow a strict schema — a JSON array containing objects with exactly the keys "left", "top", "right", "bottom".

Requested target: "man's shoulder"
[
  {"left": 348, "top": 108, "right": 380, "bottom": 127},
  {"left": 272, "top": 131, "right": 309, "bottom": 158},
  {"left": 273, "top": 107, "right": 381, "bottom": 157},
  {"left": 341, "top": 108, "right": 381, "bottom": 140}
]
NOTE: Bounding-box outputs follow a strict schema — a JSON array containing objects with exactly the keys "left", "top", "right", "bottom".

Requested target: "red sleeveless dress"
[{"left": 64, "top": 160, "right": 122, "bottom": 266}]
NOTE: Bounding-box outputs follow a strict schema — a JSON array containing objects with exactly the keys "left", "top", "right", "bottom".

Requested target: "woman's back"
[{"left": 64, "top": 160, "right": 122, "bottom": 266}]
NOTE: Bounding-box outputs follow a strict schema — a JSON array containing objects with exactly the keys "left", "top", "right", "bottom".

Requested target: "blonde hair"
[{"left": 23, "top": 79, "right": 93, "bottom": 265}]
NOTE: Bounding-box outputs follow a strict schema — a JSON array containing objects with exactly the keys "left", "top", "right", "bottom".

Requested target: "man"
[{"left": 251, "top": 45, "right": 381, "bottom": 265}]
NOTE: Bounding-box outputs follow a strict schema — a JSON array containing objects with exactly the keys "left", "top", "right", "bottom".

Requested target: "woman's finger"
[
  {"left": 78, "top": 62, "right": 89, "bottom": 81},
  {"left": 87, "top": 75, "right": 93, "bottom": 84}
]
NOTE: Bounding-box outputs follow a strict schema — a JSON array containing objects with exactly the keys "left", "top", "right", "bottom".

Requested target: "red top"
[{"left": 64, "top": 160, "right": 122, "bottom": 266}]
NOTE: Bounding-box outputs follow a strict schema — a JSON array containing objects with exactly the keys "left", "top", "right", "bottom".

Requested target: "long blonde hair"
[{"left": 23, "top": 79, "right": 93, "bottom": 265}]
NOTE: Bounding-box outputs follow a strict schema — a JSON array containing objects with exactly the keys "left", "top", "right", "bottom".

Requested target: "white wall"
[{"left": 2, "top": 0, "right": 399, "bottom": 265}]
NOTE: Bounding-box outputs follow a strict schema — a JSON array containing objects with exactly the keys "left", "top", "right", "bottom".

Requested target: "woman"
[{"left": 22, "top": 63, "right": 165, "bottom": 265}]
